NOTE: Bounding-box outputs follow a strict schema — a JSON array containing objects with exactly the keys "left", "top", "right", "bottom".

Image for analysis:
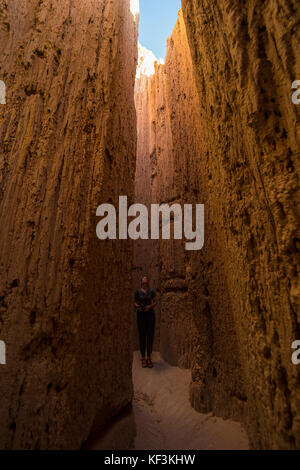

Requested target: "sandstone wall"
[
  {"left": 161, "top": 11, "right": 246, "bottom": 421},
  {"left": 136, "top": 1, "right": 300, "bottom": 449},
  {"left": 181, "top": 0, "right": 300, "bottom": 450},
  {"left": 0, "top": 0, "right": 138, "bottom": 449},
  {"left": 135, "top": 11, "right": 246, "bottom": 422}
]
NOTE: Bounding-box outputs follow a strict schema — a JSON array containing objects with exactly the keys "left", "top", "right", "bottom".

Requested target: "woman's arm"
[{"left": 145, "top": 291, "right": 157, "bottom": 311}]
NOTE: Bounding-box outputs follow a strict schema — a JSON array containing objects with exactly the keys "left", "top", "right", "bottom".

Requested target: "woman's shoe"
[
  {"left": 141, "top": 358, "right": 148, "bottom": 368},
  {"left": 147, "top": 358, "right": 154, "bottom": 368}
]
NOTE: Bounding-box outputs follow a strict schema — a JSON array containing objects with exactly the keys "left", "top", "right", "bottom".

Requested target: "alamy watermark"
[
  {"left": 0, "top": 80, "right": 6, "bottom": 104},
  {"left": 96, "top": 197, "right": 204, "bottom": 251},
  {"left": 292, "top": 80, "right": 300, "bottom": 105},
  {"left": 292, "top": 340, "right": 300, "bottom": 365}
]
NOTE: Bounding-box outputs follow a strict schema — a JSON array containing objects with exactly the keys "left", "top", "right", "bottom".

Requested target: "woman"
[{"left": 134, "top": 276, "right": 156, "bottom": 368}]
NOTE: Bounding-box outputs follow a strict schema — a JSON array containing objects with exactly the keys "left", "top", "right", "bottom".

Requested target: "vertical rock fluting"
[
  {"left": 135, "top": 10, "right": 246, "bottom": 422},
  {"left": 161, "top": 11, "right": 246, "bottom": 421},
  {"left": 136, "top": 2, "right": 300, "bottom": 450},
  {"left": 0, "top": 0, "right": 138, "bottom": 449},
  {"left": 181, "top": 0, "right": 300, "bottom": 449}
]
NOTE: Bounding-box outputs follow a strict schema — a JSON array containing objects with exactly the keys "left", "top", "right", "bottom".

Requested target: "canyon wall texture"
[
  {"left": 0, "top": 0, "right": 138, "bottom": 450},
  {"left": 135, "top": 11, "right": 246, "bottom": 423},
  {"left": 136, "top": 1, "right": 300, "bottom": 450},
  {"left": 181, "top": 0, "right": 300, "bottom": 450}
]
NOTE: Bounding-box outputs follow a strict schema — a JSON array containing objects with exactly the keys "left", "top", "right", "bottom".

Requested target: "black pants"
[{"left": 137, "top": 310, "right": 155, "bottom": 358}]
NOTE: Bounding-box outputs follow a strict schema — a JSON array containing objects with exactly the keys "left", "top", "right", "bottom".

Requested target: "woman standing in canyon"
[{"left": 135, "top": 276, "right": 157, "bottom": 368}]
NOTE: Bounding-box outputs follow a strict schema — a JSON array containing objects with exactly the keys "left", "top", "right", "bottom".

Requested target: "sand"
[{"left": 133, "top": 352, "right": 249, "bottom": 450}]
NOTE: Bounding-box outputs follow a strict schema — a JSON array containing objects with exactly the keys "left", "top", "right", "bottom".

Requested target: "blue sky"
[{"left": 139, "top": 0, "right": 182, "bottom": 59}]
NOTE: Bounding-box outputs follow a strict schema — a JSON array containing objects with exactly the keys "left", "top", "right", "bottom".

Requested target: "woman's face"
[{"left": 141, "top": 276, "right": 148, "bottom": 288}]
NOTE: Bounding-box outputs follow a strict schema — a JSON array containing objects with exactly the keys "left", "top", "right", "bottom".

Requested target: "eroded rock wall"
[
  {"left": 161, "top": 10, "right": 246, "bottom": 422},
  {"left": 181, "top": 0, "right": 300, "bottom": 450},
  {"left": 0, "top": 0, "right": 138, "bottom": 450},
  {"left": 135, "top": 11, "right": 246, "bottom": 422},
  {"left": 136, "top": 1, "right": 300, "bottom": 450}
]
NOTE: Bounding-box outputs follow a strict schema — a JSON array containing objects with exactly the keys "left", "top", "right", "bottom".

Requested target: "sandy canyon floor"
[
  {"left": 86, "top": 352, "right": 249, "bottom": 450},
  {"left": 132, "top": 352, "right": 249, "bottom": 450}
]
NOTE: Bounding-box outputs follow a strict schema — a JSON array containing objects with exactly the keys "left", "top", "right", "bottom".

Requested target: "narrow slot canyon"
[{"left": 0, "top": 0, "right": 299, "bottom": 451}]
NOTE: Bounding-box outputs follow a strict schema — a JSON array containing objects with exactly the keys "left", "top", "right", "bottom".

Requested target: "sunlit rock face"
[
  {"left": 136, "top": 43, "right": 163, "bottom": 79},
  {"left": 0, "top": 0, "right": 138, "bottom": 450},
  {"left": 130, "top": 0, "right": 140, "bottom": 20}
]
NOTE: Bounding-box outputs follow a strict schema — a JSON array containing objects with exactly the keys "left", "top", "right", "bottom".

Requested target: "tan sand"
[{"left": 133, "top": 352, "right": 249, "bottom": 450}]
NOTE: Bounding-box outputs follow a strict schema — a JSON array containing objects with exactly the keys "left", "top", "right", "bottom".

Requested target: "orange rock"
[{"left": 0, "top": 0, "right": 138, "bottom": 450}]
